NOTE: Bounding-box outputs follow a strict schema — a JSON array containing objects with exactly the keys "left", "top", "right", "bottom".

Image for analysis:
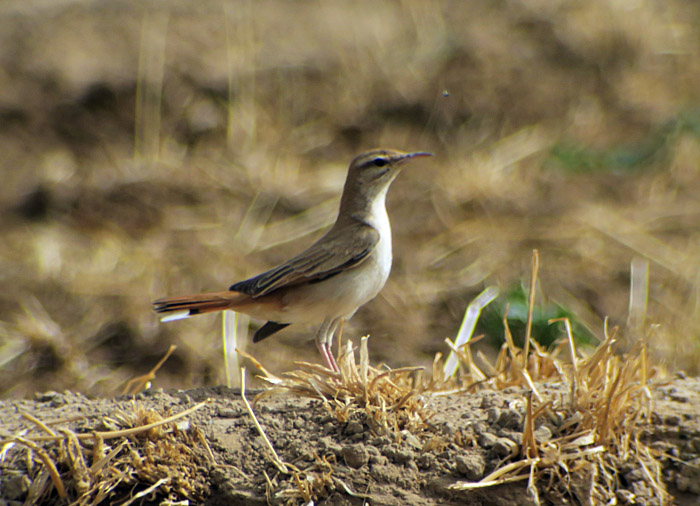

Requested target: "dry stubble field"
[{"left": 1, "top": 1, "right": 700, "bottom": 504}]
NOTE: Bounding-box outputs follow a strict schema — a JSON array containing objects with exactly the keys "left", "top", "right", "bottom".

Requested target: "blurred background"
[{"left": 1, "top": 0, "right": 699, "bottom": 397}]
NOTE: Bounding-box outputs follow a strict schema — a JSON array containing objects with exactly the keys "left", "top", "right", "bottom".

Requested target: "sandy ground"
[{"left": 1, "top": 377, "right": 699, "bottom": 505}]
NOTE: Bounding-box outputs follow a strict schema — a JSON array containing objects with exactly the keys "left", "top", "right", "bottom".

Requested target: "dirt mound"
[
  {"left": 3, "top": 0, "right": 700, "bottom": 400},
  {"left": 1, "top": 376, "right": 699, "bottom": 505}
]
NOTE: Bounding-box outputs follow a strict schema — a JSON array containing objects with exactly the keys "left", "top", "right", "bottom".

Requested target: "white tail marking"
[{"left": 160, "top": 310, "right": 190, "bottom": 322}]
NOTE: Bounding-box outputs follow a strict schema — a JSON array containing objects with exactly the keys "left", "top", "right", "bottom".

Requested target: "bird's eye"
[{"left": 372, "top": 158, "right": 388, "bottom": 167}]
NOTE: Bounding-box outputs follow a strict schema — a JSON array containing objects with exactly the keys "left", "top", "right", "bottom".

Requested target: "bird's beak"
[
  {"left": 405, "top": 151, "right": 433, "bottom": 159},
  {"left": 396, "top": 151, "right": 433, "bottom": 164}
]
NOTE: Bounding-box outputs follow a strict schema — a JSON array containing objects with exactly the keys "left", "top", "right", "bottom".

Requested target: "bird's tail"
[{"left": 153, "top": 291, "right": 245, "bottom": 322}]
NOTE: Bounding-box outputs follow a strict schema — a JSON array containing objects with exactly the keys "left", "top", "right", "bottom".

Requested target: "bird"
[{"left": 153, "top": 149, "right": 432, "bottom": 372}]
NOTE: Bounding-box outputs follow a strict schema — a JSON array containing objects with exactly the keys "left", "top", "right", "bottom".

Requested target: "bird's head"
[
  {"left": 338, "top": 148, "right": 432, "bottom": 215},
  {"left": 348, "top": 149, "right": 432, "bottom": 187}
]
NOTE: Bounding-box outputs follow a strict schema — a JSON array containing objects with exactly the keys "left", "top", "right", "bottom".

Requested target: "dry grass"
[
  {"left": 250, "top": 336, "right": 431, "bottom": 435},
  {"left": 0, "top": 402, "right": 211, "bottom": 505},
  {"left": 243, "top": 327, "right": 668, "bottom": 503},
  {"left": 444, "top": 322, "right": 667, "bottom": 504}
]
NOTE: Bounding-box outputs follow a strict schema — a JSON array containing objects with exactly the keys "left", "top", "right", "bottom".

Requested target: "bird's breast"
[{"left": 367, "top": 203, "right": 393, "bottom": 288}]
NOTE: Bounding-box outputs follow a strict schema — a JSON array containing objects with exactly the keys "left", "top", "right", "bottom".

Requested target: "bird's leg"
[
  {"left": 315, "top": 338, "right": 337, "bottom": 373},
  {"left": 334, "top": 318, "right": 346, "bottom": 363},
  {"left": 326, "top": 318, "right": 342, "bottom": 372},
  {"left": 315, "top": 318, "right": 340, "bottom": 373},
  {"left": 315, "top": 319, "right": 335, "bottom": 372}
]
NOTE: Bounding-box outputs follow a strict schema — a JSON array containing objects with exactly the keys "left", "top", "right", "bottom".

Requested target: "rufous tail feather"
[{"left": 153, "top": 291, "right": 243, "bottom": 321}]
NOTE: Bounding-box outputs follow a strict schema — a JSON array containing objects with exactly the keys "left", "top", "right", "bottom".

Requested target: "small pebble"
[
  {"left": 486, "top": 407, "right": 500, "bottom": 424},
  {"left": 416, "top": 453, "right": 435, "bottom": 470},
  {"left": 455, "top": 453, "right": 485, "bottom": 480},
  {"left": 383, "top": 444, "right": 415, "bottom": 464},
  {"left": 216, "top": 408, "right": 238, "bottom": 418},
  {"left": 318, "top": 437, "right": 342, "bottom": 454},
  {"left": 492, "top": 437, "right": 517, "bottom": 458},
  {"left": 342, "top": 444, "right": 369, "bottom": 469},
  {"left": 497, "top": 409, "right": 523, "bottom": 429},
  {"left": 477, "top": 432, "right": 498, "bottom": 448},
  {"left": 35, "top": 391, "right": 60, "bottom": 402},
  {"left": 345, "top": 421, "right": 364, "bottom": 435},
  {"left": 402, "top": 431, "right": 422, "bottom": 449},
  {"left": 369, "top": 455, "right": 389, "bottom": 465},
  {"left": 370, "top": 436, "right": 391, "bottom": 447}
]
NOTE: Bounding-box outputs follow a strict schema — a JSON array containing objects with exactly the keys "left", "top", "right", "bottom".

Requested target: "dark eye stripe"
[{"left": 361, "top": 157, "right": 388, "bottom": 169}]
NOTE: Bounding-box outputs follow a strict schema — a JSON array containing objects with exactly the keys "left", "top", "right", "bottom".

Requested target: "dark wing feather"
[{"left": 230, "top": 221, "right": 379, "bottom": 297}]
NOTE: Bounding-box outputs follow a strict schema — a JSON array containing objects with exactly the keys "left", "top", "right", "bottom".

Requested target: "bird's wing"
[{"left": 230, "top": 221, "right": 379, "bottom": 297}]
